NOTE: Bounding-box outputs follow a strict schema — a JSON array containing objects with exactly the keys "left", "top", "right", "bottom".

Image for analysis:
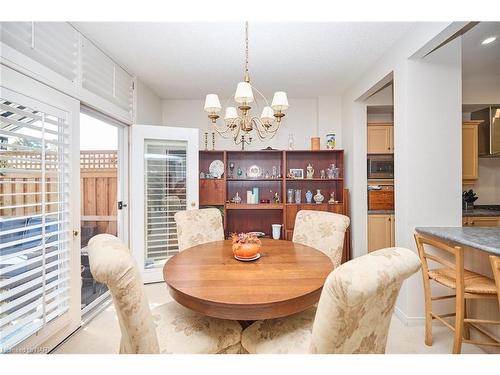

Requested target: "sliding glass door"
[{"left": 0, "top": 66, "right": 80, "bottom": 353}]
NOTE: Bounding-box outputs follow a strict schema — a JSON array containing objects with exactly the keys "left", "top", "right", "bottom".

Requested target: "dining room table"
[{"left": 163, "top": 238, "right": 334, "bottom": 321}]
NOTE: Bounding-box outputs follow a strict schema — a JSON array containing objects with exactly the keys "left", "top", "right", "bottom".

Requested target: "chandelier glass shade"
[{"left": 203, "top": 22, "right": 289, "bottom": 146}]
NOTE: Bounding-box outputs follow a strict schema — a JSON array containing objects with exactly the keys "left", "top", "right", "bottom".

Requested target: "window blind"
[
  {"left": 0, "top": 98, "right": 71, "bottom": 352},
  {"left": 0, "top": 22, "right": 79, "bottom": 83},
  {"left": 144, "top": 140, "right": 187, "bottom": 268},
  {"left": 81, "top": 36, "right": 133, "bottom": 115}
]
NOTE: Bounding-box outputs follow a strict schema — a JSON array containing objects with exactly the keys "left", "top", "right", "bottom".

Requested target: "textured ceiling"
[{"left": 73, "top": 22, "right": 419, "bottom": 99}]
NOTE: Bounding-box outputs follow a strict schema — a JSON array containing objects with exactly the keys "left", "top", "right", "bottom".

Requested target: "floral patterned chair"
[
  {"left": 174, "top": 208, "right": 224, "bottom": 251},
  {"left": 292, "top": 210, "right": 350, "bottom": 268},
  {"left": 87, "top": 234, "right": 242, "bottom": 354},
  {"left": 241, "top": 247, "right": 421, "bottom": 354}
]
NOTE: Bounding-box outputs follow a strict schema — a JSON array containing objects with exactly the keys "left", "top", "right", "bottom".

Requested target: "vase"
[
  {"left": 287, "top": 189, "right": 294, "bottom": 204},
  {"left": 305, "top": 190, "right": 313, "bottom": 203},
  {"left": 313, "top": 189, "right": 324, "bottom": 204},
  {"left": 294, "top": 189, "right": 302, "bottom": 204}
]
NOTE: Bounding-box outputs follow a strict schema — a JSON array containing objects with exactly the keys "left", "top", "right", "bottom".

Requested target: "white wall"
[
  {"left": 340, "top": 22, "right": 462, "bottom": 322},
  {"left": 465, "top": 158, "right": 500, "bottom": 205},
  {"left": 134, "top": 78, "right": 163, "bottom": 125},
  {"left": 161, "top": 96, "right": 342, "bottom": 151}
]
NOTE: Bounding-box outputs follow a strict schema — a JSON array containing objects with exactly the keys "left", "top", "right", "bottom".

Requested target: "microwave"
[{"left": 367, "top": 154, "right": 394, "bottom": 179}]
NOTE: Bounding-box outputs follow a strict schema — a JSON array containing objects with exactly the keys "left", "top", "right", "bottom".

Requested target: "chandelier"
[{"left": 203, "top": 22, "right": 289, "bottom": 147}]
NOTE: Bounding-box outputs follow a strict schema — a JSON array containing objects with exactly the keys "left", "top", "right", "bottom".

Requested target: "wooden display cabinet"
[{"left": 199, "top": 149, "right": 351, "bottom": 263}]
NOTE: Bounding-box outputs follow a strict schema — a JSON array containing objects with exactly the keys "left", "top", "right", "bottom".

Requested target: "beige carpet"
[{"left": 53, "top": 283, "right": 486, "bottom": 354}]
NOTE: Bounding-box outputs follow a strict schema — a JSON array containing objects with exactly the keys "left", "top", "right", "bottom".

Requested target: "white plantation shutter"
[
  {"left": 144, "top": 140, "right": 187, "bottom": 267},
  {"left": 0, "top": 22, "right": 79, "bottom": 83},
  {"left": 0, "top": 96, "right": 72, "bottom": 351},
  {"left": 81, "top": 36, "right": 133, "bottom": 116}
]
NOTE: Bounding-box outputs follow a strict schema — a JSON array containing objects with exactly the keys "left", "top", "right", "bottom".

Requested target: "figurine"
[
  {"left": 306, "top": 163, "right": 314, "bottom": 179},
  {"left": 237, "top": 166, "right": 243, "bottom": 177},
  {"left": 320, "top": 169, "right": 326, "bottom": 179},
  {"left": 272, "top": 165, "right": 277, "bottom": 178},
  {"left": 313, "top": 189, "right": 324, "bottom": 204},
  {"left": 273, "top": 192, "right": 280, "bottom": 203},
  {"left": 328, "top": 192, "right": 336, "bottom": 204},
  {"left": 228, "top": 162, "right": 235, "bottom": 178},
  {"left": 232, "top": 192, "right": 242, "bottom": 204},
  {"left": 200, "top": 172, "right": 205, "bottom": 179}
]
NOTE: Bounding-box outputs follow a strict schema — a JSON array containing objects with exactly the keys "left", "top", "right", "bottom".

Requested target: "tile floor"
[{"left": 53, "top": 283, "right": 486, "bottom": 354}]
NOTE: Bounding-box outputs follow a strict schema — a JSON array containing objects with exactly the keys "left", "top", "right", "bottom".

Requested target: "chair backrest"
[
  {"left": 292, "top": 210, "right": 350, "bottom": 268},
  {"left": 174, "top": 208, "right": 224, "bottom": 251},
  {"left": 87, "top": 234, "right": 159, "bottom": 354},
  {"left": 490, "top": 255, "right": 500, "bottom": 309},
  {"left": 310, "top": 247, "right": 421, "bottom": 354}
]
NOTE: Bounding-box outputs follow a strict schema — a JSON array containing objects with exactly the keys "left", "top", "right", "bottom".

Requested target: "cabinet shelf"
[
  {"left": 225, "top": 203, "right": 284, "bottom": 210},
  {"left": 227, "top": 178, "right": 283, "bottom": 182},
  {"left": 286, "top": 178, "right": 343, "bottom": 181}
]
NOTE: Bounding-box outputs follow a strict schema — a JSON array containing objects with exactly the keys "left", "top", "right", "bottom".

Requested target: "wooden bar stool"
[
  {"left": 491, "top": 256, "right": 500, "bottom": 309},
  {"left": 414, "top": 234, "right": 500, "bottom": 353}
]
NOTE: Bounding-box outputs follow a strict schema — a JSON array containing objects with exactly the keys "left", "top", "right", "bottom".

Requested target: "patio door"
[
  {"left": 130, "top": 125, "right": 198, "bottom": 283},
  {"left": 0, "top": 66, "right": 80, "bottom": 353}
]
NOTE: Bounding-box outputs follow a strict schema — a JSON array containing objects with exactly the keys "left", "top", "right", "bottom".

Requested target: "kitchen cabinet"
[
  {"left": 367, "top": 123, "right": 393, "bottom": 154},
  {"left": 462, "top": 121, "right": 482, "bottom": 182},
  {"left": 368, "top": 214, "right": 395, "bottom": 252},
  {"left": 463, "top": 216, "right": 500, "bottom": 227}
]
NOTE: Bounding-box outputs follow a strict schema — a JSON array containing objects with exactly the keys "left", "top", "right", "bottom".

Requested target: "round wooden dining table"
[{"left": 163, "top": 239, "right": 333, "bottom": 321}]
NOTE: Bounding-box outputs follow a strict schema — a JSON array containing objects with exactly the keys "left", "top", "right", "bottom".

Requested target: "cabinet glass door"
[{"left": 130, "top": 126, "right": 198, "bottom": 283}]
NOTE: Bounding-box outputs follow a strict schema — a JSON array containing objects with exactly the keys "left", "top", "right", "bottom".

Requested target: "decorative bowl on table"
[{"left": 231, "top": 233, "right": 262, "bottom": 261}]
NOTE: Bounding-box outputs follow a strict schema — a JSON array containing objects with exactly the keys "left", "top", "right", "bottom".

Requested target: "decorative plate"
[
  {"left": 234, "top": 253, "right": 261, "bottom": 262},
  {"left": 247, "top": 165, "right": 262, "bottom": 178},
  {"left": 209, "top": 159, "right": 224, "bottom": 178}
]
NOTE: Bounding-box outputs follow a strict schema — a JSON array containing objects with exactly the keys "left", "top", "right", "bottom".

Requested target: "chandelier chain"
[{"left": 244, "top": 21, "right": 249, "bottom": 82}]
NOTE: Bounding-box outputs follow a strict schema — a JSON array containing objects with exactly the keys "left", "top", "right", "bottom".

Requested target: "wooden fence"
[{"left": 1, "top": 151, "right": 118, "bottom": 239}]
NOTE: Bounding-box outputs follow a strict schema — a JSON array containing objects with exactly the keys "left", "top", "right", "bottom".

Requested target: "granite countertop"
[
  {"left": 415, "top": 227, "right": 500, "bottom": 256},
  {"left": 463, "top": 208, "right": 500, "bottom": 217},
  {"left": 368, "top": 210, "right": 394, "bottom": 215}
]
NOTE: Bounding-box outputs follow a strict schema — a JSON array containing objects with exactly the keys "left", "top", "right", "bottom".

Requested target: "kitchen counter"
[
  {"left": 463, "top": 208, "right": 500, "bottom": 217},
  {"left": 415, "top": 227, "right": 500, "bottom": 256},
  {"left": 368, "top": 210, "right": 394, "bottom": 215}
]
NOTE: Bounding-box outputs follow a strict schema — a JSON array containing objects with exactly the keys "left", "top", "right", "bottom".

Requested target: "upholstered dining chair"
[
  {"left": 241, "top": 247, "right": 421, "bottom": 354},
  {"left": 87, "top": 234, "right": 242, "bottom": 354},
  {"left": 174, "top": 208, "right": 224, "bottom": 252},
  {"left": 292, "top": 210, "right": 350, "bottom": 268}
]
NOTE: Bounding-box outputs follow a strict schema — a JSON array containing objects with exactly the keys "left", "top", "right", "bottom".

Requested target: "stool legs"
[
  {"left": 453, "top": 283, "right": 465, "bottom": 354},
  {"left": 463, "top": 299, "right": 470, "bottom": 340}
]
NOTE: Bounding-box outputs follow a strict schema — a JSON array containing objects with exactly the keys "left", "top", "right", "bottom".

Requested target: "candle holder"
[
  {"left": 211, "top": 132, "right": 215, "bottom": 150},
  {"left": 204, "top": 132, "right": 208, "bottom": 150}
]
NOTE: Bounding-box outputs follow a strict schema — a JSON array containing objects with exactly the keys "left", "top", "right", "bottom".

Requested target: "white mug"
[{"left": 271, "top": 224, "right": 282, "bottom": 240}]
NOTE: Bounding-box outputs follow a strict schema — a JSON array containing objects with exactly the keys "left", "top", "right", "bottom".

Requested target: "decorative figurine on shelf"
[
  {"left": 237, "top": 166, "right": 243, "bottom": 177},
  {"left": 287, "top": 189, "right": 294, "bottom": 204},
  {"left": 305, "top": 190, "right": 313, "bottom": 204},
  {"left": 306, "top": 163, "right": 314, "bottom": 179},
  {"left": 232, "top": 192, "right": 242, "bottom": 204},
  {"left": 320, "top": 169, "right": 326, "bottom": 179},
  {"left": 271, "top": 165, "right": 277, "bottom": 179},
  {"left": 200, "top": 172, "right": 205, "bottom": 179},
  {"left": 326, "top": 164, "right": 335, "bottom": 179},
  {"left": 277, "top": 165, "right": 282, "bottom": 178},
  {"left": 228, "top": 162, "right": 235, "bottom": 179},
  {"left": 273, "top": 192, "right": 280, "bottom": 203},
  {"left": 265, "top": 170, "right": 270, "bottom": 179},
  {"left": 314, "top": 189, "right": 324, "bottom": 204},
  {"left": 328, "top": 192, "right": 336, "bottom": 204}
]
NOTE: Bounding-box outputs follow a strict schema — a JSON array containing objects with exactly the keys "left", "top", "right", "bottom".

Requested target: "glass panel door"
[
  {"left": 0, "top": 66, "right": 80, "bottom": 353},
  {"left": 131, "top": 126, "right": 198, "bottom": 283}
]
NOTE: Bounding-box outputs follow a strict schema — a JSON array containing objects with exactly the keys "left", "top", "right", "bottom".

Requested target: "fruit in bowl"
[{"left": 231, "top": 233, "right": 262, "bottom": 259}]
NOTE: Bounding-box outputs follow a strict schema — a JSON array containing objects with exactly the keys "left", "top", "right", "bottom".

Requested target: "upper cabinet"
[
  {"left": 462, "top": 120, "right": 482, "bottom": 182},
  {"left": 367, "top": 123, "right": 394, "bottom": 154}
]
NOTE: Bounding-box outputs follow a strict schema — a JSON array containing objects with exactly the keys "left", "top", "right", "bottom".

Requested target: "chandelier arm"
[
  {"left": 250, "top": 85, "right": 270, "bottom": 107},
  {"left": 252, "top": 116, "right": 281, "bottom": 141}
]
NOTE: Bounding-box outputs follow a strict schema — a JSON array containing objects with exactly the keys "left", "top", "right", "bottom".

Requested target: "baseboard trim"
[{"left": 394, "top": 306, "right": 425, "bottom": 327}]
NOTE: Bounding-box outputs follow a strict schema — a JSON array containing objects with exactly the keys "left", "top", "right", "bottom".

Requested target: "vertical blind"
[
  {"left": 0, "top": 97, "right": 71, "bottom": 352},
  {"left": 144, "top": 140, "right": 187, "bottom": 268}
]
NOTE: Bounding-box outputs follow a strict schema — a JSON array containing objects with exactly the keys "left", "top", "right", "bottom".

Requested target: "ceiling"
[
  {"left": 462, "top": 22, "right": 500, "bottom": 82},
  {"left": 72, "top": 22, "right": 418, "bottom": 100}
]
